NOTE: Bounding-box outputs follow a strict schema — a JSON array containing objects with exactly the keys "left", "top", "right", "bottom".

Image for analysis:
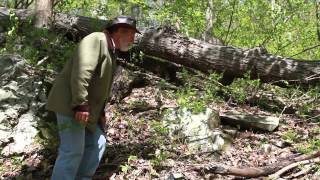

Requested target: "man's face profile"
[{"left": 114, "top": 27, "right": 136, "bottom": 52}]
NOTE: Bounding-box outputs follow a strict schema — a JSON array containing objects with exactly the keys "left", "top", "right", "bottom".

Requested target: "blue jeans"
[{"left": 51, "top": 113, "right": 107, "bottom": 180}]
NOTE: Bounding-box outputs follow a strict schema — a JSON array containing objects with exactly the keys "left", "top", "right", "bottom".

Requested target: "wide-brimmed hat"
[{"left": 105, "top": 16, "right": 141, "bottom": 34}]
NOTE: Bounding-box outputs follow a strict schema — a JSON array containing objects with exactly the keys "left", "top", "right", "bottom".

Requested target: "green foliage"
[
  {"left": 176, "top": 84, "right": 207, "bottom": 113},
  {"left": 153, "top": 0, "right": 207, "bottom": 37},
  {"left": 175, "top": 70, "right": 224, "bottom": 113},
  {"left": 213, "top": 1, "right": 319, "bottom": 59},
  {"left": 281, "top": 130, "right": 298, "bottom": 143},
  {"left": 1, "top": 0, "right": 17, "bottom": 8},
  {"left": 1, "top": 10, "right": 19, "bottom": 53},
  {"left": 260, "top": 84, "right": 320, "bottom": 119},
  {"left": 23, "top": 29, "right": 76, "bottom": 69},
  {"left": 120, "top": 155, "right": 138, "bottom": 173},
  {"left": 296, "top": 138, "right": 320, "bottom": 154},
  {"left": 150, "top": 120, "right": 169, "bottom": 136},
  {"left": 163, "top": 1, "right": 320, "bottom": 59},
  {"left": 0, "top": 155, "right": 23, "bottom": 173},
  {"left": 2, "top": 1, "right": 320, "bottom": 178},
  {"left": 5, "top": 0, "right": 318, "bottom": 60},
  {"left": 120, "top": 164, "right": 131, "bottom": 174},
  {"left": 293, "top": 86, "right": 320, "bottom": 118},
  {"left": 295, "top": 126, "right": 320, "bottom": 154},
  {"left": 151, "top": 148, "right": 169, "bottom": 167},
  {"left": 203, "top": 72, "right": 223, "bottom": 101},
  {"left": 226, "top": 73, "right": 261, "bottom": 104},
  {"left": 2, "top": 15, "right": 76, "bottom": 69}
]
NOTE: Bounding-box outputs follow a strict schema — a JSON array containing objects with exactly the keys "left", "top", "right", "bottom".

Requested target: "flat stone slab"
[{"left": 220, "top": 110, "right": 279, "bottom": 132}]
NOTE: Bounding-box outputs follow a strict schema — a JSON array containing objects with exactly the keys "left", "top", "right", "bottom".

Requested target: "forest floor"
[
  {"left": 89, "top": 72, "right": 320, "bottom": 180},
  {"left": 93, "top": 106, "right": 319, "bottom": 180},
  {"left": 0, "top": 65, "right": 319, "bottom": 180}
]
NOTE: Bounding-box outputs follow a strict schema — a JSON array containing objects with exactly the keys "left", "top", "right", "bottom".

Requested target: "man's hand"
[
  {"left": 75, "top": 111, "right": 89, "bottom": 124},
  {"left": 73, "top": 104, "right": 90, "bottom": 124}
]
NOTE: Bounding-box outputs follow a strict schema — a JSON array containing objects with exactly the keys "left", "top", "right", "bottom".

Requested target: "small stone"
[
  {"left": 108, "top": 128, "right": 116, "bottom": 135},
  {"left": 165, "top": 159, "right": 175, "bottom": 166},
  {"left": 0, "top": 89, "right": 17, "bottom": 101},
  {"left": 167, "top": 172, "right": 185, "bottom": 180},
  {"left": 261, "top": 144, "right": 272, "bottom": 154},
  {"left": 221, "top": 111, "right": 279, "bottom": 131},
  {"left": 222, "top": 125, "right": 238, "bottom": 137},
  {"left": 272, "top": 140, "right": 291, "bottom": 148}
]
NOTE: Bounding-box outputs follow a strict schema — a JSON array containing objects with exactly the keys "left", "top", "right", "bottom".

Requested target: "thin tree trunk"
[{"left": 34, "top": 0, "right": 53, "bottom": 28}]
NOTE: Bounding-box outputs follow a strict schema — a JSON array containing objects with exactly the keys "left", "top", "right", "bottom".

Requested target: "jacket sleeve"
[{"left": 70, "top": 34, "right": 101, "bottom": 108}]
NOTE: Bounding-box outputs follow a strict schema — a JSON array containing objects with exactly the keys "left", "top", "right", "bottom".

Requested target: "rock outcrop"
[{"left": 0, "top": 54, "right": 56, "bottom": 178}]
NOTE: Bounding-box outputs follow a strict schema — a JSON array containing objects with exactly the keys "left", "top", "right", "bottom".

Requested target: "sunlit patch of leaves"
[
  {"left": 295, "top": 139, "right": 320, "bottom": 154},
  {"left": 293, "top": 126, "right": 320, "bottom": 154}
]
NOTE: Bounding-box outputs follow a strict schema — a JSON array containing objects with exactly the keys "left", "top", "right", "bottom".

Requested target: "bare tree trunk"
[
  {"left": 203, "top": 0, "right": 213, "bottom": 42},
  {"left": 130, "top": 4, "right": 140, "bottom": 20},
  {"left": 202, "top": 0, "right": 224, "bottom": 45},
  {"left": 34, "top": 0, "right": 53, "bottom": 28}
]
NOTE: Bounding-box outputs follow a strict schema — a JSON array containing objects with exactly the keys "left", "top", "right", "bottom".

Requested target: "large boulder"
[{"left": 163, "top": 107, "right": 234, "bottom": 152}]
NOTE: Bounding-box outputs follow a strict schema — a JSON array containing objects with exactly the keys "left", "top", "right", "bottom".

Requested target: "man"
[{"left": 46, "top": 16, "right": 140, "bottom": 179}]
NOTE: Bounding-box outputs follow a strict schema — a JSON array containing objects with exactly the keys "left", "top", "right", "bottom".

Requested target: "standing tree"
[{"left": 34, "top": 0, "right": 53, "bottom": 28}]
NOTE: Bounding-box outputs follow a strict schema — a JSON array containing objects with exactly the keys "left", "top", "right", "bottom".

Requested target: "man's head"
[{"left": 105, "top": 16, "right": 140, "bottom": 52}]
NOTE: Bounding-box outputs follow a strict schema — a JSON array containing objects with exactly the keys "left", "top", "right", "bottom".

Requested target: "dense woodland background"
[
  {"left": 0, "top": 0, "right": 320, "bottom": 179},
  {"left": 2, "top": 0, "right": 320, "bottom": 60}
]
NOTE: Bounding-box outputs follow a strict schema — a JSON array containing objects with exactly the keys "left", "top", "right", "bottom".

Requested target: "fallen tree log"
[
  {"left": 137, "top": 27, "right": 320, "bottom": 85},
  {"left": 1, "top": 7, "right": 319, "bottom": 85}
]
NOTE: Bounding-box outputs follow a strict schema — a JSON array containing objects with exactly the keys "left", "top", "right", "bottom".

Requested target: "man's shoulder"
[{"left": 84, "top": 32, "right": 106, "bottom": 40}]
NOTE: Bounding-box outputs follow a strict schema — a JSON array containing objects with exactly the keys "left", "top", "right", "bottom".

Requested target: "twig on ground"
[
  {"left": 36, "top": 56, "right": 49, "bottom": 66},
  {"left": 290, "top": 164, "right": 313, "bottom": 178},
  {"left": 269, "top": 157, "right": 320, "bottom": 179},
  {"left": 306, "top": 114, "right": 320, "bottom": 121},
  {"left": 191, "top": 151, "right": 320, "bottom": 178}
]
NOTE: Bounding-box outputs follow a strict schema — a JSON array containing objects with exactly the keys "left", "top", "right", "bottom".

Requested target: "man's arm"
[{"left": 70, "top": 34, "right": 101, "bottom": 123}]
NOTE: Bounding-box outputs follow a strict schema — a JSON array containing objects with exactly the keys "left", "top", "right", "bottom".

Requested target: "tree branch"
[
  {"left": 26, "top": 0, "right": 34, "bottom": 8},
  {"left": 315, "top": 1, "right": 320, "bottom": 41},
  {"left": 224, "top": 0, "right": 237, "bottom": 45},
  {"left": 289, "top": 44, "right": 320, "bottom": 58}
]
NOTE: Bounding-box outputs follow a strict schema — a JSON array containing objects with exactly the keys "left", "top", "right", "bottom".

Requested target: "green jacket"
[{"left": 46, "top": 32, "right": 116, "bottom": 132}]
